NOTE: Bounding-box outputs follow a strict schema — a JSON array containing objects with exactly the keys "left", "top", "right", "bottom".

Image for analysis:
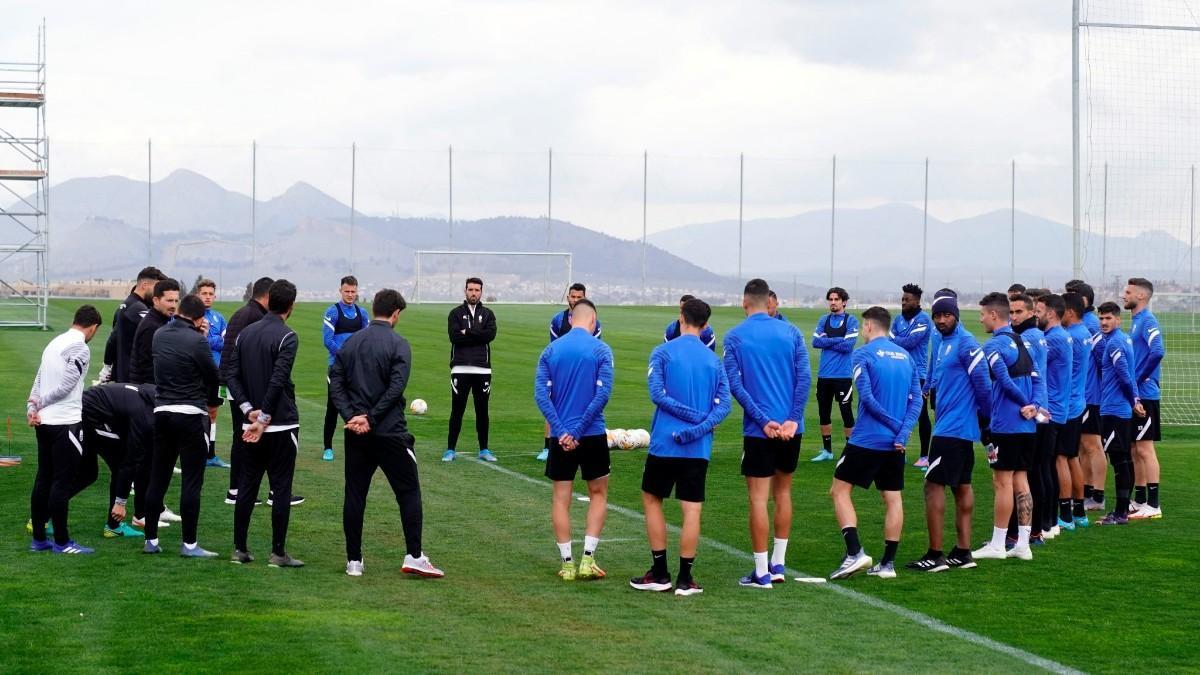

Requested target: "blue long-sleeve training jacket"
[
  {"left": 722, "top": 313, "right": 811, "bottom": 438},
  {"left": 1130, "top": 308, "right": 1165, "bottom": 401},
  {"left": 534, "top": 327, "right": 614, "bottom": 439},
  {"left": 1043, "top": 325, "right": 1073, "bottom": 424},
  {"left": 1099, "top": 328, "right": 1138, "bottom": 419},
  {"left": 323, "top": 302, "right": 369, "bottom": 366},
  {"left": 812, "top": 313, "right": 859, "bottom": 379},
  {"left": 890, "top": 310, "right": 932, "bottom": 380},
  {"left": 931, "top": 324, "right": 992, "bottom": 442},
  {"left": 1066, "top": 322, "right": 1090, "bottom": 419},
  {"left": 647, "top": 335, "right": 731, "bottom": 459},
  {"left": 663, "top": 320, "right": 716, "bottom": 351},
  {"left": 847, "top": 336, "right": 922, "bottom": 450},
  {"left": 205, "top": 307, "right": 227, "bottom": 365},
  {"left": 983, "top": 324, "right": 1044, "bottom": 434}
]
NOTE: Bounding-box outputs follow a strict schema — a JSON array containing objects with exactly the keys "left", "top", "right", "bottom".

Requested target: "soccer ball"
[
  {"left": 409, "top": 399, "right": 428, "bottom": 415},
  {"left": 606, "top": 429, "right": 625, "bottom": 449},
  {"left": 616, "top": 430, "right": 638, "bottom": 451},
  {"left": 632, "top": 429, "right": 650, "bottom": 448}
]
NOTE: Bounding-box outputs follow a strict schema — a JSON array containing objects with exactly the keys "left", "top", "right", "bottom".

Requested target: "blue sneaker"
[
  {"left": 322, "top": 448, "right": 334, "bottom": 462},
  {"left": 1056, "top": 517, "right": 1076, "bottom": 532},
  {"left": 180, "top": 544, "right": 220, "bottom": 558},
  {"left": 206, "top": 456, "right": 231, "bottom": 468},
  {"left": 1074, "top": 515, "right": 1090, "bottom": 528},
  {"left": 768, "top": 563, "right": 787, "bottom": 583},
  {"left": 738, "top": 571, "right": 773, "bottom": 589},
  {"left": 29, "top": 538, "right": 53, "bottom": 552},
  {"left": 536, "top": 448, "right": 549, "bottom": 462},
  {"left": 53, "top": 540, "right": 95, "bottom": 555},
  {"left": 478, "top": 449, "right": 497, "bottom": 462},
  {"left": 810, "top": 450, "right": 835, "bottom": 463},
  {"left": 442, "top": 449, "right": 457, "bottom": 462},
  {"left": 144, "top": 541, "right": 161, "bottom": 554}
]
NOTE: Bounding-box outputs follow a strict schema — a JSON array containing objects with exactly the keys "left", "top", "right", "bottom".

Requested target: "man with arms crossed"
[
  {"left": 663, "top": 294, "right": 716, "bottom": 350},
  {"left": 196, "top": 279, "right": 231, "bottom": 469},
  {"left": 810, "top": 286, "right": 858, "bottom": 463},
  {"left": 444, "top": 277, "right": 498, "bottom": 463}
]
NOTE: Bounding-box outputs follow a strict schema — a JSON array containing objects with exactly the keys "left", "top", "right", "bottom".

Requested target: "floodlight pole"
[
  {"left": 251, "top": 140, "right": 257, "bottom": 268},
  {"left": 350, "top": 142, "right": 356, "bottom": 275},
  {"left": 147, "top": 138, "right": 152, "bottom": 264},
  {"left": 1011, "top": 159, "right": 1016, "bottom": 284},
  {"left": 1072, "top": 0, "right": 1081, "bottom": 279},
  {"left": 1101, "top": 162, "right": 1108, "bottom": 284},
  {"left": 922, "top": 157, "right": 929, "bottom": 290},
  {"left": 642, "top": 150, "right": 648, "bottom": 302},
  {"left": 830, "top": 154, "right": 836, "bottom": 288},
  {"left": 737, "top": 152, "right": 744, "bottom": 286}
]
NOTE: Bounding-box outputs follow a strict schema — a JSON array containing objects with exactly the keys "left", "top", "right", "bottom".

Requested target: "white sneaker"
[
  {"left": 346, "top": 560, "right": 364, "bottom": 577},
  {"left": 1050, "top": 525, "right": 1061, "bottom": 537},
  {"left": 1128, "top": 501, "right": 1146, "bottom": 514},
  {"left": 173, "top": 466, "right": 182, "bottom": 475},
  {"left": 829, "top": 551, "right": 873, "bottom": 580},
  {"left": 1129, "top": 505, "right": 1162, "bottom": 520},
  {"left": 401, "top": 553, "right": 444, "bottom": 578},
  {"left": 1006, "top": 544, "right": 1033, "bottom": 561},
  {"left": 160, "top": 508, "right": 182, "bottom": 523},
  {"left": 972, "top": 543, "right": 1007, "bottom": 560},
  {"left": 131, "top": 516, "right": 169, "bottom": 528}
]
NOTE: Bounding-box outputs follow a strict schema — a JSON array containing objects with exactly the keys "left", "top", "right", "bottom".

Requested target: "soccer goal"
[{"left": 413, "top": 250, "right": 573, "bottom": 304}]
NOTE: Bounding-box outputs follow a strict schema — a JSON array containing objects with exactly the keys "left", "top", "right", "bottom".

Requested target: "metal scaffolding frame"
[{"left": 0, "top": 21, "right": 49, "bottom": 328}]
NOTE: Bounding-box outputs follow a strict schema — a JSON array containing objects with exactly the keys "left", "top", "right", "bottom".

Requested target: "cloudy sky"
[{"left": 2, "top": 2, "right": 1084, "bottom": 236}]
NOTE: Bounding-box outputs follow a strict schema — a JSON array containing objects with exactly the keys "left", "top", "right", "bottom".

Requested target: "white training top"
[{"left": 28, "top": 328, "right": 90, "bottom": 426}]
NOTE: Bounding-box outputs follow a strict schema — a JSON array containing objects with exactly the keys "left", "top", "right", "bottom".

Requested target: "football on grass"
[{"left": 409, "top": 399, "right": 428, "bottom": 415}]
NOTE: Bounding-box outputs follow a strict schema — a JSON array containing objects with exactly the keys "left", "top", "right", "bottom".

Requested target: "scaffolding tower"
[{"left": 0, "top": 22, "right": 48, "bottom": 328}]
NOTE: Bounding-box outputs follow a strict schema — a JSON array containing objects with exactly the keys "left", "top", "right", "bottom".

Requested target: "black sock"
[
  {"left": 1072, "top": 499, "right": 1085, "bottom": 518},
  {"left": 1093, "top": 489, "right": 1105, "bottom": 504},
  {"left": 822, "top": 434, "right": 832, "bottom": 452},
  {"left": 1148, "top": 483, "right": 1160, "bottom": 508},
  {"left": 882, "top": 540, "right": 899, "bottom": 565},
  {"left": 651, "top": 549, "right": 668, "bottom": 578},
  {"left": 1116, "top": 489, "right": 1131, "bottom": 516},
  {"left": 1135, "top": 485, "right": 1147, "bottom": 504},
  {"left": 925, "top": 548, "right": 942, "bottom": 561},
  {"left": 1083, "top": 484, "right": 1094, "bottom": 500},
  {"left": 678, "top": 556, "right": 694, "bottom": 583},
  {"left": 949, "top": 546, "right": 969, "bottom": 557},
  {"left": 1059, "top": 498, "right": 1072, "bottom": 522},
  {"left": 543, "top": 436, "right": 552, "bottom": 451},
  {"left": 842, "top": 526, "right": 861, "bottom": 557}
]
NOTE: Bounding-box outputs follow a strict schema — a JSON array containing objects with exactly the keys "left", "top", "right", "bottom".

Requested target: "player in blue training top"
[
  {"left": 1066, "top": 279, "right": 1102, "bottom": 336},
  {"left": 1034, "top": 294, "right": 1074, "bottom": 538},
  {"left": 538, "top": 282, "right": 602, "bottom": 463},
  {"left": 924, "top": 287, "right": 958, "bottom": 417},
  {"left": 1012, "top": 292, "right": 1054, "bottom": 543},
  {"left": 972, "top": 292, "right": 1045, "bottom": 563},
  {"left": 767, "top": 290, "right": 789, "bottom": 323},
  {"left": 907, "top": 292, "right": 991, "bottom": 573},
  {"left": 1124, "top": 278, "right": 1165, "bottom": 520},
  {"left": 1095, "top": 301, "right": 1141, "bottom": 525},
  {"left": 196, "top": 279, "right": 230, "bottom": 469},
  {"left": 631, "top": 298, "right": 730, "bottom": 596},
  {"left": 890, "top": 284, "right": 933, "bottom": 468},
  {"left": 322, "top": 276, "right": 369, "bottom": 462},
  {"left": 663, "top": 294, "right": 716, "bottom": 351},
  {"left": 1059, "top": 292, "right": 1092, "bottom": 527},
  {"left": 534, "top": 299, "right": 614, "bottom": 582},
  {"left": 723, "top": 278, "right": 810, "bottom": 589},
  {"left": 828, "top": 306, "right": 922, "bottom": 581},
  {"left": 810, "top": 286, "right": 858, "bottom": 463}
]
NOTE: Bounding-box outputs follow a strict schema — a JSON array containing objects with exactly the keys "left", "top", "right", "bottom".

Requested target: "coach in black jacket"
[
  {"left": 218, "top": 276, "right": 272, "bottom": 500},
  {"left": 445, "top": 276, "right": 498, "bottom": 462},
  {"left": 111, "top": 266, "right": 165, "bottom": 383},
  {"left": 82, "top": 383, "right": 156, "bottom": 535},
  {"left": 144, "top": 294, "right": 221, "bottom": 557},
  {"left": 226, "top": 279, "right": 303, "bottom": 567},
  {"left": 331, "top": 288, "right": 443, "bottom": 578},
  {"left": 129, "top": 278, "right": 180, "bottom": 385}
]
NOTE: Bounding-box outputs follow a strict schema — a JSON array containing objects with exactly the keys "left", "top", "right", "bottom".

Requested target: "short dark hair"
[
  {"left": 1097, "top": 301, "right": 1121, "bottom": 316},
  {"left": 1026, "top": 288, "right": 1049, "bottom": 301},
  {"left": 1009, "top": 293, "right": 1034, "bottom": 311},
  {"left": 569, "top": 282, "right": 586, "bottom": 294},
  {"left": 268, "top": 279, "right": 297, "bottom": 314},
  {"left": 768, "top": 290, "right": 778, "bottom": 300},
  {"left": 196, "top": 278, "right": 216, "bottom": 291},
  {"left": 372, "top": 289, "right": 407, "bottom": 317},
  {"left": 1075, "top": 282, "right": 1095, "bottom": 308},
  {"left": 902, "top": 283, "right": 923, "bottom": 298},
  {"left": 1062, "top": 291, "right": 1086, "bottom": 318},
  {"left": 826, "top": 287, "right": 848, "bottom": 302},
  {"left": 1039, "top": 293, "right": 1065, "bottom": 319},
  {"left": 980, "top": 292, "right": 1011, "bottom": 317},
  {"left": 178, "top": 294, "right": 206, "bottom": 320},
  {"left": 137, "top": 266, "right": 166, "bottom": 282},
  {"left": 573, "top": 298, "right": 597, "bottom": 314},
  {"left": 1007, "top": 283, "right": 1026, "bottom": 294},
  {"left": 153, "top": 278, "right": 180, "bottom": 298},
  {"left": 1128, "top": 277, "right": 1154, "bottom": 296},
  {"left": 680, "top": 298, "right": 711, "bottom": 328},
  {"left": 340, "top": 275, "right": 358, "bottom": 287},
  {"left": 251, "top": 277, "right": 274, "bottom": 298},
  {"left": 744, "top": 278, "right": 770, "bottom": 301},
  {"left": 73, "top": 304, "right": 102, "bottom": 328},
  {"left": 1065, "top": 279, "right": 1085, "bottom": 291},
  {"left": 861, "top": 306, "right": 891, "bottom": 330},
  {"left": 465, "top": 277, "right": 483, "bottom": 289},
  {"left": 678, "top": 294, "right": 695, "bottom": 304}
]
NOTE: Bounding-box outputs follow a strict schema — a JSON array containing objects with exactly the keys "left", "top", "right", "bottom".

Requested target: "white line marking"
[{"left": 473, "top": 459, "right": 1083, "bottom": 675}]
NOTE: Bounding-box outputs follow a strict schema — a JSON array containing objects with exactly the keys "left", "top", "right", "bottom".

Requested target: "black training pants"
[
  {"left": 324, "top": 369, "right": 339, "bottom": 450},
  {"left": 448, "top": 372, "right": 491, "bottom": 451},
  {"left": 84, "top": 427, "right": 129, "bottom": 529},
  {"left": 30, "top": 424, "right": 87, "bottom": 546},
  {"left": 343, "top": 431, "right": 423, "bottom": 561},
  {"left": 145, "top": 412, "right": 208, "bottom": 543},
  {"left": 234, "top": 429, "right": 298, "bottom": 556},
  {"left": 917, "top": 378, "right": 931, "bottom": 458},
  {"left": 228, "top": 404, "right": 245, "bottom": 493}
]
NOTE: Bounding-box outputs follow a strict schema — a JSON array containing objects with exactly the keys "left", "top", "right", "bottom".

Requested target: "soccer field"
[{"left": 0, "top": 299, "right": 1196, "bottom": 673}]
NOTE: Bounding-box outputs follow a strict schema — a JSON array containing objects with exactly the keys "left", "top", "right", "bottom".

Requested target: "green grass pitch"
[{"left": 0, "top": 300, "right": 1195, "bottom": 673}]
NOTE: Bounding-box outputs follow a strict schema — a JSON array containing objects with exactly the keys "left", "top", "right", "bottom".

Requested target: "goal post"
[{"left": 413, "top": 250, "right": 573, "bottom": 304}]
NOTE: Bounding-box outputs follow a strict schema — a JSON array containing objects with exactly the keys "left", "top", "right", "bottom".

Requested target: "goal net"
[
  {"left": 413, "top": 250, "right": 573, "bottom": 304},
  {"left": 1078, "top": 0, "right": 1200, "bottom": 424}
]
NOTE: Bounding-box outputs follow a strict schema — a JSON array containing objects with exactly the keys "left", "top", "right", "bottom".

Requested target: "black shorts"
[
  {"left": 1100, "top": 416, "right": 1132, "bottom": 460},
  {"left": 641, "top": 454, "right": 709, "bottom": 503},
  {"left": 815, "top": 378, "right": 855, "bottom": 427},
  {"left": 1134, "top": 399, "right": 1161, "bottom": 443},
  {"left": 833, "top": 443, "right": 904, "bottom": 491},
  {"left": 741, "top": 436, "right": 802, "bottom": 478},
  {"left": 1056, "top": 416, "right": 1082, "bottom": 458},
  {"left": 545, "top": 434, "right": 610, "bottom": 482},
  {"left": 1035, "top": 423, "right": 1059, "bottom": 462},
  {"left": 925, "top": 436, "right": 974, "bottom": 487},
  {"left": 1081, "top": 404, "right": 1101, "bottom": 436},
  {"left": 988, "top": 432, "right": 1035, "bottom": 472}
]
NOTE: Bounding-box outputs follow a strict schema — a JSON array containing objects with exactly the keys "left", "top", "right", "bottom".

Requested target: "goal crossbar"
[{"left": 413, "top": 250, "right": 573, "bottom": 304}]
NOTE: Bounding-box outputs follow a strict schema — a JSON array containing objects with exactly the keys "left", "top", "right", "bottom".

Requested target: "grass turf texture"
[{"left": 0, "top": 300, "right": 1196, "bottom": 673}]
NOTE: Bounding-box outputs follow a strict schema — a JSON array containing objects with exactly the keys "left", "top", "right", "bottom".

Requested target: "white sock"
[
  {"left": 557, "top": 541, "right": 573, "bottom": 561},
  {"left": 1017, "top": 525, "right": 1031, "bottom": 547},
  {"left": 229, "top": 488, "right": 238, "bottom": 496},
  {"left": 148, "top": 538, "right": 159, "bottom": 547},
  {"left": 753, "top": 551, "right": 769, "bottom": 577},
  {"left": 771, "top": 538, "right": 788, "bottom": 566},
  {"left": 183, "top": 541, "right": 197, "bottom": 551},
  {"left": 210, "top": 421, "right": 217, "bottom": 442},
  {"left": 989, "top": 526, "right": 1007, "bottom": 548},
  {"left": 583, "top": 535, "right": 599, "bottom": 556}
]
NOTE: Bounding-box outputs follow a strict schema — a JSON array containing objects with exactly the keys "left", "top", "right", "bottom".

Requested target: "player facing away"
[
  {"left": 196, "top": 278, "right": 231, "bottom": 469},
  {"left": 226, "top": 280, "right": 304, "bottom": 568},
  {"left": 1095, "top": 302, "right": 1142, "bottom": 526},
  {"left": 828, "top": 307, "right": 922, "bottom": 580},
  {"left": 663, "top": 294, "right": 717, "bottom": 350},
  {"left": 444, "top": 277, "right": 498, "bottom": 462},
  {"left": 889, "top": 284, "right": 933, "bottom": 468},
  {"left": 1033, "top": 294, "right": 1073, "bottom": 539},
  {"left": 538, "top": 282, "right": 603, "bottom": 462},
  {"left": 1059, "top": 292, "right": 1092, "bottom": 528},
  {"left": 219, "top": 277, "right": 272, "bottom": 505},
  {"left": 907, "top": 292, "right": 991, "bottom": 573},
  {"left": 972, "top": 293, "right": 1046, "bottom": 562},
  {"left": 630, "top": 299, "right": 731, "bottom": 596},
  {"left": 1070, "top": 282, "right": 1108, "bottom": 511},
  {"left": 723, "top": 279, "right": 811, "bottom": 589},
  {"left": 534, "top": 299, "right": 614, "bottom": 581},
  {"left": 1124, "top": 278, "right": 1164, "bottom": 520},
  {"left": 330, "top": 289, "right": 443, "bottom": 578},
  {"left": 322, "top": 275, "right": 370, "bottom": 462},
  {"left": 811, "top": 286, "right": 858, "bottom": 463},
  {"left": 27, "top": 305, "right": 103, "bottom": 554},
  {"left": 1011, "top": 293, "right": 1052, "bottom": 544},
  {"left": 82, "top": 382, "right": 157, "bottom": 539}
]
